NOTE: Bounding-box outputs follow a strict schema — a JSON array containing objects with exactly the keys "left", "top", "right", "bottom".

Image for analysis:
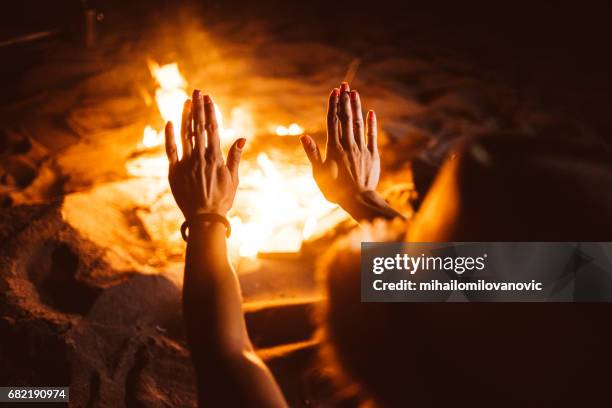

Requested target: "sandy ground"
[{"left": 1, "top": 2, "right": 611, "bottom": 406}]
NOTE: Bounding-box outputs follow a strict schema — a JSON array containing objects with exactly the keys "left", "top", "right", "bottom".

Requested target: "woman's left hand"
[{"left": 164, "top": 89, "right": 246, "bottom": 219}]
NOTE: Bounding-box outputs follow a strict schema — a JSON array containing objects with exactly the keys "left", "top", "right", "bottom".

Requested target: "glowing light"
[
  {"left": 302, "top": 217, "right": 317, "bottom": 240},
  {"left": 142, "top": 62, "right": 246, "bottom": 154},
  {"left": 146, "top": 62, "right": 189, "bottom": 158},
  {"left": 142, "top": 125, "right": 162, "bottom": 148},
  {"left": 226, "top": 152, "right": 339, "bottom": 258},
  {"left": 274, "top": 123, "right": 304, "bottom": 136}
]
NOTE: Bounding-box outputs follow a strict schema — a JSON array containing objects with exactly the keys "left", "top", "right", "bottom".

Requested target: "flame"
[
  {"left": 274, "top": 123, "right": 304, "bottom": 136},
  {"left": 227, "top": 152, "right": 340, "bottom": 257},
  {"left": 132, "top": 61, "right": 344, "bottom": 261},
  {"left": 147, "top": 62, "right": 189, "bottom": 157},
  {"left": 142, "top": 125, "right": 162, "bottom": 148},
  {"left": 142, "top": 62, "right": 247, "bottom": 154}
]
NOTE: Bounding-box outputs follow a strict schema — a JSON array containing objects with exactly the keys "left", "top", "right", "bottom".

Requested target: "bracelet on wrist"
[{"left": 181, "top": 213, "right": 232, "bottom": 242}]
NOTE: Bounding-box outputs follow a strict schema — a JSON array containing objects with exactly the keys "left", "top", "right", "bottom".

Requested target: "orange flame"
[{"left": 131, "top": 61, "right": 344, "bottom": 260}]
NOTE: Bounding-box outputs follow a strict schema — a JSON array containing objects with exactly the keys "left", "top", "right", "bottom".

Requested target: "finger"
[
  {"left": 339, "top": 90, "right": 355, "bottom": 149},
  {"left": 180, "top": 99, "right": 193, "bottom": 160},
  {"left": 326, "top": 88, "right": 340, "bottom": 156},
  {"left": 300, "top": 135, "right": 323, "bottom": 169},
  {"left": 192, "top": 89, "right": 205, "bottom": 158},
  {"left": 340, "top": 81, "right": 350, "bottom": 93},
  {"left": 367, "top": 110, "right": 378, "bottom": 153},
  {"left": 165, "top": 121, "right": 178, "bottom": 166},
  {"left": 350, "top": 90, "right": 365, "bottom": 149},
  {"left": 204, "top": 95, "right": 221, "bottom": 160},
  {"left": 227, "top": 138, "right": 246, "bottom": 184}
]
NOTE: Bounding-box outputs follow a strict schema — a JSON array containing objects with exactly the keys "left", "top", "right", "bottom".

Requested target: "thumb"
[
  {"left": 300, "top": 135, "right": 322, "bottom": 168},
  {"left": 227, "top": 138, "right": 245, "bottom": 184}
]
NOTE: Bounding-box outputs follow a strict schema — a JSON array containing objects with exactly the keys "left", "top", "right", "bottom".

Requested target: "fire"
[
  {"left": 130, "top": 61, "right": 345, "bottom": 261},
  {"left": 228, "top": 152, "right": 339, "bottom": 257},
  {"left": 142, "top": 61, "right": 249, "bottom": 152},
  {"left": 146, "top": 62, "right": 189, "bottom": 157},
  {"left": 274, "top": 123, "right": 304, "bottom": 136}
]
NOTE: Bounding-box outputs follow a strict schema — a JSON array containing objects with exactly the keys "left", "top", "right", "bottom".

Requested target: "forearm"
[
  {"left": 197, "top": 350, "right": 287, "bottom": 407},
  {"left": 339, "top": 190, "right": 404, "bottom": 222},
  {"left": 183, "top": 221, "right": 287, "bottom": 407},
  {"left": 183, "top": 221, "right": 251, "bottom": 362}
]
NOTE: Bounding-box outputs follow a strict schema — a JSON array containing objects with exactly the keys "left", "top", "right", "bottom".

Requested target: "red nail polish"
[
  {"left": 193, "top": 89, "right": 201, "bottom": 99},
  {"left": 204, "top": 95, "right": 212, "bottom": 103},
  {"left": 237, "top": 138, "right": 246, "bottom": 149},
  {"left": 350, "top": 90, "right": 357, "bottom": 100}
]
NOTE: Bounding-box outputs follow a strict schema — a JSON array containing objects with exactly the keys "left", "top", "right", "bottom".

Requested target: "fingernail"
[
  {"left": 350, "top": 90, "right": 358, "bottom": 100},
  {"left": 204, "top": 95, "right": 212, "bottom": 104},
  {"left": 331, "top": 88, "right": 340, "bottom": 98},
  {"left": 237, "top": 138, "right": 246, "bottom": 149},
  {"left": 341, "top": 81, "right": 349, "bottom": 90},
  {"left": 369, "top": 110, "right": 376, "bottom": 121},
  {"left": 299, "top": 135, "right": 311, "bottom": 147},
  {"left": 193, "top": 89, "right": 201, "bottom": 100}
]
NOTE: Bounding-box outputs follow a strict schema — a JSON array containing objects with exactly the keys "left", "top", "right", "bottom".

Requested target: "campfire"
[{"left": 126, "top": 62, "right": 346, "bottom": 262}]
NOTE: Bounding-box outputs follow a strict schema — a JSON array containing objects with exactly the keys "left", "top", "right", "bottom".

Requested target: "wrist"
[
  {"left": 187, "top": 220, "right": 226, "bottom": 240},
  {"left": 185, "top": 207, "right": 228, "bottom": 219},
  {"left": 182, "top": 213, "right": 232, "bottom": 241},
  {"left": 337, "top": 189, "right": 379, "bottom": 211},
  {"left": 339, "top": 190, "right": 403, "bottom": 222}
]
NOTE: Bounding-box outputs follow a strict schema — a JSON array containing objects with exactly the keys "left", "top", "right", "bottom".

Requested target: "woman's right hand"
[
  {"left": 300, "top": 82, "right": 403, "bottom": 221},
  {"left": 300, "top": 82, "right": 380, "bottom": 203}
]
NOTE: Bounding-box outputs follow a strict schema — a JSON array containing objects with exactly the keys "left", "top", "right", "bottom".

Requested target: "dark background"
[{"left": 2, "top": 0, "right": 612, "bottom": 125}]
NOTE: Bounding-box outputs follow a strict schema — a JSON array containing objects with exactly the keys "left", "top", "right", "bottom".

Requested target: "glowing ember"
[
  {"left": 274, "top": 123, "right": 304, "bottom": 136},
  {"left": 129, "top": 61, "right": 345, "bottom": 260}
]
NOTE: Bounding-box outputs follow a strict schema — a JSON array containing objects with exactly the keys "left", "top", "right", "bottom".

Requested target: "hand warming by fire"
[
  {"left": 164, "top": 92, "right": 243, "bottom": 221},
  {"left": 131, "top": 62, "right": 344, "bottom": 260},
  {"left": 165, "top": 80, "right": 402, "bottom": 407},
  {"left": 163, "top": 84, "right": 402, "bottom": 242},
  {"left": 300, "top": 83, "right": 403, "bottom": 222}
]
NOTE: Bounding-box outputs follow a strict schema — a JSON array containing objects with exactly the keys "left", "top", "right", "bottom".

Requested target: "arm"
[
  {"left": 300, "top": 82, "right": 403, "bottom": 222},
  {"left": 165, "top": 90, "right": 287, "bottom": 407},
  {"left": 185, "top": 222, "right": 287, "bottom": 407}
]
